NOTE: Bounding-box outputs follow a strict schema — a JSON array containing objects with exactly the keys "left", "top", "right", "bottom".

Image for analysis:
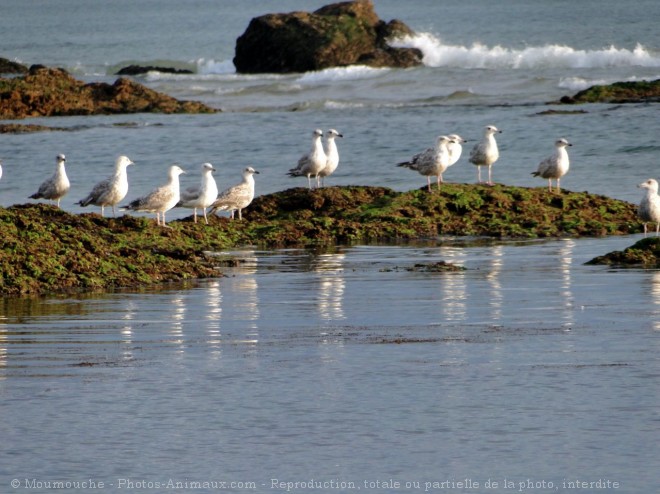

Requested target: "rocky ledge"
[
  {"left": 0, "top": 185, "right": 641, "bottom": 296},
  {"left": 233, "top": 0, "right": 422, "bottom": 73},
  {"left": 587, "top": 237, "right": 660, "bottom": 267},
  {"left": 556, "top": 79, "right": 660, "bottom": 104},
  {"left": 0, "top": 65, "right": 216, "bottom": 120}
]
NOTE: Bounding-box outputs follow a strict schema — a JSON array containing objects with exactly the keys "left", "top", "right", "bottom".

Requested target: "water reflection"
[
  {"left": 487, "top": 245, "right": 504, "bottom": 321},
  {"left": 650, "top": 271, "right": 660, "bottom": 331},
  {"left": 438, "top": 246, "right": 467, "bottom": 322},
  {"left": 314, "top": 252, "right": 346, "bottom": 321},
  {"left": 559, "top": 239, "right": 575, "bottom": 328},
  {"left": 204, "top": 280, "right": 223, "bottom": 357},
  {"left": 224, "top": 251, "right": 260, "bottom": 355}
]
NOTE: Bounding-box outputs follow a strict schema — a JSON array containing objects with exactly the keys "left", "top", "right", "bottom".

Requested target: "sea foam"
[{"left": 390, "top": 33, "right": 660, "bottom": 69}]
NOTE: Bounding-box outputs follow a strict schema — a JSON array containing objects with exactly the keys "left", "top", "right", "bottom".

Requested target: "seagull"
[
  {"left": 447, "top": 134, "right": 467, "bottom": 167},
  {"left": 469, "top": 125, "right": 502, "bottom": 185},
  {"left": 637, "top": 178, "right": 660, "bottom": 237},
  {"left": 29, "top": 154, "right": 70, "bottom": 207},
  {"left": 210, "top": 166, "right": 259, "bottom": 220},
  {"left": 318, "top": 129, "right": 343, "bottom": 187},
  {"left": 176, "top": 162, "right": 218, "bottom": 224},
  {"left": 76, "top": 155, "right": 134, "bottom": 216},
  {"left": 288, "top": 129, "right": 326, "bottom": 189},
  {"left": 123, "top": 164, "right": 185, "bottom": 227},
  {"left": 532, "top": 138, "right": 572, "bottom": 193},
  {"left": 397, "top": 135, "right": 455, "bottom": 192}
]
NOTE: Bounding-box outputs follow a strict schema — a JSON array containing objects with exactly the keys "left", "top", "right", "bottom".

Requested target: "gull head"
[
  {"left": 556, "top": 138, "right": 572, "bottom": 148},
  {"left": 169, "top": 165, "right": 186, "bottom": 177},
  {"left": 327, "top": 129, "right": 343, "bottom": 139},
  {"left": 117, "top": 155, "right": 134, "bottom": 168},
  {"left": 201, "top": 162, "right": 215, "bottom": 173},
  {"left": 56, "top": 153, "right": 66, "bottom": 163},
  {"left": 485, "top": 125, "right": 501, "bottom": 135},
  {"left": 448, "top": 134, "right": 466, "bottom": 144},
  {"left": 313, "top": 129, "right": 323, "bottom": 137},
  {"left": 244, "top": 166, "right": 260, "bottom": 176},
  {"left": 638, "top": 178, "right": 659, "bottom": 192}
]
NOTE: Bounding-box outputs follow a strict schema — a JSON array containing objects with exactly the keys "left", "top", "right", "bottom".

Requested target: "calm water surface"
[{"left": 1, "top": 237, "right": 659, "bottom": 492}]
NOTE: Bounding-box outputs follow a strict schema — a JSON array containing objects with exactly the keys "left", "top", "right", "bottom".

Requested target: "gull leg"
[
  {"left": 307, "top": 175, "right": 312, "bottom": 190},
  {"left": 488, "top": 165, "right": 493, "bottom": 186},
  {"left": 477, "top": 166, "right": 482, "bottom": 184},
  {"left": 203, "top": 208, "right": 209, "bottom": 225},
  {"left": 238, "top": 209, "right": 243, "bottom": 221},
  {"left": 427, "top": 176, "right": 432, "bottom": 192},
  {"left": 193, "top": 208, "right": 198, "bottom": 224},
  {"left": 656, "top": 222, "right": 659, "bottom": 237}
]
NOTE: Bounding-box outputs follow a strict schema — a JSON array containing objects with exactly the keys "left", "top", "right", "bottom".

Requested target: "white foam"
[
  {"left": 297, "top": 65, "right": 390, "bottom": 84},
  {"left": 390, "top": 33, "right": 660, "bottom": 69},
  {"left": 559, "top": 74, "right": 660, "bottom": 92}
]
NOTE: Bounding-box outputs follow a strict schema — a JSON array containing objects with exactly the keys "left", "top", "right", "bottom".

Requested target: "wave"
[
  {"left": 390, "top": 33, "right": 660, "bottom": 69},
  {"left": 559, "top": 74, "right": 660, "bottom": 92}
]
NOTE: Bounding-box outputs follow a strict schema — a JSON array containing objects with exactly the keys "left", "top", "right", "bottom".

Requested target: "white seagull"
[
  {"left": 447, "top": 134, "right": 467, "bottom": 167},
  {"left": 29, "top": 154, "right": 70, "bottom": 207},
  {"left": 637, "top": 178, "right": 660, "bottom": 237},
  {"left": 288, "top": 129, "right": 327, "bottom": 189},
  {"left": 176, "top": 162, "right": 218, "bottom": 224},
  {"left": 76, "top": 155, "right": 134, "bottom": 216},
  {"left": 318, "top": 129, "right": 343, "bottom": 187},
  {"left": 469, "top": 125, "right": 502, "bottom": 185},
  {"left": 532, "top": 138, "right": 572, "bottom": 193},
  {"left": 210, "top": 166, "right": 259, "bottom": 220},
  {"left": 123, "top": 164, "right": 185, "bottom": 227},
  {"left": 397, "top": 135, "right": 455, "bottom": 192}
]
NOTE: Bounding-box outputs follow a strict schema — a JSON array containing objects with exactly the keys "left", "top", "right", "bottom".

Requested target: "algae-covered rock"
[
  {"left": 557, "top": 79, "right": 660, "bottom": 104},
  {"left": 0, "top": 185, "right": 642, "bottom": 295},
  {"left": 0, "top": 66, "right": 217, "bottom": 119},
  {"left": 233, "top": 0, "right": 422, "bottom": 73},
  {"left": 586, "top": 237, "right": 660, "bottom": 267}
]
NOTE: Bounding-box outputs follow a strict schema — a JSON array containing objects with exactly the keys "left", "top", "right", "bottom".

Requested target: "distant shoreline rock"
[
  {"left": 115, "top": 65, "right": 194, "bottom": 76},
  {"left": 556, "top": 79, "right": 660, "bottom": 104},
  {"left": 233, "top": 0, "right": 422, "bottom": 74},
  {"left": 0, "top": 65, "right": 217, "bottom": 120},
  {"left": 0, "top": 57, "right": 28, "bottom": 75}
]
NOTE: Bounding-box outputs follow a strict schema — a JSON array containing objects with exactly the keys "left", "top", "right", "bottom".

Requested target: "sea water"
[{"left": 1, "top": 1, "right": 660, "bottom": 492}]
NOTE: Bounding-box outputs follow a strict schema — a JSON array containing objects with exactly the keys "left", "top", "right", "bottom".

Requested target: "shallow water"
[{"left": 2, "top": 237, "right": 659, "bottom": 492}]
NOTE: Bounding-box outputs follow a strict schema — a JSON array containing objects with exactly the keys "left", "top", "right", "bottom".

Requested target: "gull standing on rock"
[
  {"left": 288, "top": 129, "right": 326, "bottom": 189},
  {"left": 469, "top": 125, "right": 501, "bottom": 185},
  {"left": 210, "top": 166, "right": 259, "bottom": 220},
  {"left": 123, "top": 164, "right": 185, "bottom": 227},
  {"left": 176, "top": 162, "right": 218, "bottom": 224},
  {"left": 397, "top": 135, "right": 455, "bottom": 192},
  {"left": 447, "top": 134, "right": 467, "bottom": 167},
  {"left": 76, "top": 155, "right": 134, "bottom": 216},
  {"left": 532, "top": 138, "right": 572, "bottom": 193},
  {"left": 29, "top": 154, "right": 70, "bottom": 207},
  {"left": 318, "top": 129, "right": 343, "bottom": 187},
  {"left": 637, "top": 178, "right": 660, "bottom": 237}
]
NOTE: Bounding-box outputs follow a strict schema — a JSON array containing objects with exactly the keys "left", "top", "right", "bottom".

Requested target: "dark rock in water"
[
  {"left": 587, "top": 237, "right": 660, "bottom": 266},
  {"left": 0, "top": 57, "right": 28, "bottom": 74},
  {"left": 554, "top": 79, "right": 660, "bottom": 104},
  {"left": 116, "top": 64, "right": 194, "bottom": 75},
  {"left": 233, "top": 0, "right": 422, "bottom": 73},
  {"left": 0, "top": 66, "right": 217, "bottom": 119}
]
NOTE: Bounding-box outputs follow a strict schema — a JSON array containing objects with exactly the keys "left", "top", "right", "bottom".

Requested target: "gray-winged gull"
[
  {"left": 532, "top": 138, "right": 572, "bottom": 193},
  {"left": 176, "top": 162, "right": 218, "bottom": 224},
  {"left": 210, "top": 166, "right": 259, "bottom": 220},
  {"left": 123, "top": 164, "right": 185, "bottom": 227},
  {"left": 638, "top": 178, "right": 660, "bottom": 236},
  {"left": 397, "top": 135, "right": 455, "bottom": 192},
  {"left": 469, "top": 125, "right": 501, "bottom": 185},
  {"left": 29, "top": 154, "right": 70, "bottom": 207},
  {"left": 288, "top": 129, "right": 326, "bottom": 189},
  {"left": 76, "top": 155, "right": 134, "bottom": 216}
]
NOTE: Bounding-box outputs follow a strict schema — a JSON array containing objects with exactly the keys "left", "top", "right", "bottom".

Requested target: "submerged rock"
[
  {"left": 233, "top": 0, "right": 422, "bottom": 73},
  {"left": 587, "top": 237, "right": 660, "bottom": 267},
  {"left": 0, "top": 66, "right": 216, "bottom": 119},
  {"left": 556, "top": 79, "right": 660, "bottom": 104}
]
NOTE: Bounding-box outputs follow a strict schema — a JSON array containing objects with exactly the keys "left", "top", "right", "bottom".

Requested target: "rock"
[
  {"left": 0, "top": 57, "right": 28, "bottom": 74},
  {"left": 116, "top": 64, "right": 194, "bottom": 76},
  {"left": 587, "top": 237, "right": 660, "bottom": 266},
  {"left": 0, "top": 66, "right": 216, "bottom": 119},
  {"left": 233, "top": 0, "right": 422, "bottom": 73},
  {"left": 555, "top": 79, "right": 660, "bottom": 104}
]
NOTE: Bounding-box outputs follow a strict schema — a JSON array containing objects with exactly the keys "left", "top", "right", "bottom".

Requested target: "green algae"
[{"left": 0, "top": 184, "right": 642, "bottom": 296}]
